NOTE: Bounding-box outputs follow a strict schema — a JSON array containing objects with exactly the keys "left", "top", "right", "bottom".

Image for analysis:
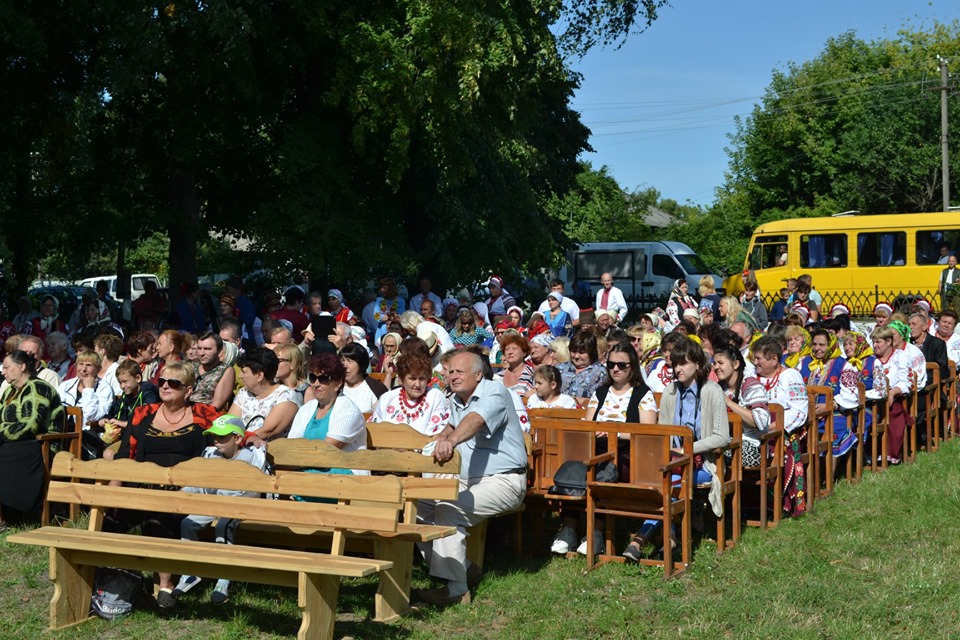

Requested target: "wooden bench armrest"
[
  {"left": 37, "top": 433, "right": 80, "bottom": 442},
  {"left": 584, "top": 451, "right": 615, "bottom": 467},
  {"left": 662, "top": 454, "right": 691, "bottom": 472}
]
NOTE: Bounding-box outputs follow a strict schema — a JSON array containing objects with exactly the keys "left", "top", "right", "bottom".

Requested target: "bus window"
[
  {"left": 857, "top": 232, "right": 906, "bottom": 267},
  {"left": 653, "top": 254, "right": 684, "bottom": 280},
  {"left": 916, "top": 230, "right": 960, "bottom": 265},
  {"left": 749, "top": 234, "right": 788, "bottom": 270},
  {"left": 800, "top": 234, "right": 847, "bottom": 268},
  {"left": 575, "top": 251, "right": 633, "bottom": 281}
]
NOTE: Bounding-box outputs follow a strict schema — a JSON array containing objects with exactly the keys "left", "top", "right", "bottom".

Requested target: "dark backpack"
[{"left": 548, "top": 459, "right": 618, "bottom": 497}]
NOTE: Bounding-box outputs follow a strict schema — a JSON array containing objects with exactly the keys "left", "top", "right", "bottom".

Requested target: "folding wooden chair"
[
  {"left": 38, "top": 405, "right": 83, "bottom": 525},
  {"left": 903, "top": 371, "right": 919, "bottom": 464},
  {"left": 923, "top": 363, "right": 941, "bottom": 452},
  {"left": 864, "top": 389, "right": 889, "bottom": 474},
  {"left": 585, "top": 424, "right": 694, "bottom": 579},
  {"left": 945, "top": 360, "right": 958, "bottom": 440},
  {"left": 742, "top": 403, "right": 784, "bottom": 529},
  {"left": 805, "top": 386, "right": 835, "bottom": 503},
  {"left": 698, "top": 413, "right": 741, "bottom": 553}
]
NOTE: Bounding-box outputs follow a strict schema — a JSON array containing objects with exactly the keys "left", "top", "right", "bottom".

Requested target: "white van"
[
  {"left": 77, "top": 273, "right": 162, "bottom": 302},
  {"left": 554, "top": 242, "right": 722, "bottom": 313}
]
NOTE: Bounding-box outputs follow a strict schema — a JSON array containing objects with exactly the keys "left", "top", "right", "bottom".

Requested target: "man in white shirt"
[
  {"left": 409, "top": 277, "right": 442, "bottom": 316},
  {"left": 937, "top": 310, "right": 960, "bottom": 366},
  {"left": 594, "top": 273, "right": 627, "bottom": 322},
  {"left": 536, "top": 279, "right": 580, "bottom": 327}
]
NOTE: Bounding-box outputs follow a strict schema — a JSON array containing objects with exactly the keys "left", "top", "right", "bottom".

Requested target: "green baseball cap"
[{"left": 207, "top": 414, "right": 245, "bottom": 437}]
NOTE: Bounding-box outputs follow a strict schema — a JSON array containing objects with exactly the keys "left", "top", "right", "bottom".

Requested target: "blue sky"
[{"left": 569, "top": 1, "right": 957, "bottom": 206}]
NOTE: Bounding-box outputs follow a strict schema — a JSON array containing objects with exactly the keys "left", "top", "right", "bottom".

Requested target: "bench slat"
[
  {"left": 51, "top": 452, "right": 405, "bottom": 503},
  {"left": 269, "top": 438, "right": 460, "bottom": 475},
  {"left": 46, "top": 482, "right": 401, "bottom": 533},
  {"left": 9, "top": 528, "right": 391, "bottom": 578}
]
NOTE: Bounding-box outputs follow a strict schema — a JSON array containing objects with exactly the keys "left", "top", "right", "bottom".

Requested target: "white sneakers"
[{"left": 550, "top": 526, "right": 578, "bottom": 554}]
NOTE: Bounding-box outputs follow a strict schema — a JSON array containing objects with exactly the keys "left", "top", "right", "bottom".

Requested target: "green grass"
[{"left": 5, "top": 441, "right": 960, "bottom": 639}]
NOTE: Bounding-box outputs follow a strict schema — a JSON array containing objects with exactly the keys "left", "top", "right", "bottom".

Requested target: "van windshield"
[{"left": 674, "top": 253, "right": 710, "bottom": 275}]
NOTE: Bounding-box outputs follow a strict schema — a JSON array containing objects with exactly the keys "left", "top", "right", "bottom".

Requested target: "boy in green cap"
[{"left": 170, "top": 414, "right": 267, "bottom": 606}]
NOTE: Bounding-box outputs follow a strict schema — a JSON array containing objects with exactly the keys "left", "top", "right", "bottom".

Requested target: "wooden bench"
[
  {"left": 363, "top": 421, "right": 527, "bottom": 570},
  {"left": 9, "top": 451, "right": 403, "bottom": 640},
  {"left": 263, "top": 436, "right": 459, "bottom": 621},
  {"left": 699, "top": 413, "right": 741, "bottom": 553},
  {"left": 805, "top": 385, "right": 835, "bottom": 506}
]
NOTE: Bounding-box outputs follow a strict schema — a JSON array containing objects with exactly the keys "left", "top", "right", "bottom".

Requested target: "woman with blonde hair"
[
  {"left": 719, "top": 296, "right": 758, "bottom": 331},
  {"left": 782, "top": 324, "right": 812, "bottom": 370},
  {"left": 275, "top": 342, "right": 309, "bottom": 404}
]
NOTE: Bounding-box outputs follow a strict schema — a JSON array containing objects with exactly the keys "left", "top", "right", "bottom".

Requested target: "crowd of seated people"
[{"left": 1, "top": 269, "right": 957, "bottom": 608}]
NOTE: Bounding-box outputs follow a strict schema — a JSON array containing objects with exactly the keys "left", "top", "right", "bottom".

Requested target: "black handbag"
[{"left": 548, "top": 459, "right": 618, "bottom": 496}]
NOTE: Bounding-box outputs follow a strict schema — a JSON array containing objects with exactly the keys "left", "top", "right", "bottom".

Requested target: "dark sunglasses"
[
  {"left": 308, "top": 372, "right": 334, "bottom": 385},
  {"left": 157, "top": 377, "right": 185, "bottom": 390},
  {"left": 607, "top": 361, "right": 631, "bottom": 370}
]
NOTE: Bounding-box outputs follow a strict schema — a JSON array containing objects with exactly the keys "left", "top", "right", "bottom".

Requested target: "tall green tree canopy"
[
  {"left": 725, "top": 22, "right": 960, "bottom": 218},
  {"left": 0, "top": 1, "right": 669, "bottom": 296}
]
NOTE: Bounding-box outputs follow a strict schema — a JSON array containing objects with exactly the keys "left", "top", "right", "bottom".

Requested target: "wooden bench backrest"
[
  {"left": 48, "top": 452, "right": 404, "bottom": 533},
  {"left": 526, "top": 407, "right": 588, "bottom": 420},
  {"left": 529, "top": 417, "right": 597, "bottom": 492},
  {"left": 268, "top": 437, "right": 459, "bottom": 476},
  {"left": 619, "top": 423, "right": 693, "bottom": 488},
  {"left": 366, "top": 422, "right": 436, "bottom": 450}
]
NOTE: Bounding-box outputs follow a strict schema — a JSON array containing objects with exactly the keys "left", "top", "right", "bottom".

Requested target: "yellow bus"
[{"left": 724, "top": 212, "right": 959, "bottom": 313}]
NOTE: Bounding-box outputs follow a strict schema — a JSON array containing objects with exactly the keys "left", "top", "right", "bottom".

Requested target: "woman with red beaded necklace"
[
  {"left": 750, "top": 335, "right": 809, "bottom": 517},
  {"left": 369, "top": 353, "right": 449, "bottom": 436},
  {"left": 112, "top": 361, "right": 219, "bottom": 607}
]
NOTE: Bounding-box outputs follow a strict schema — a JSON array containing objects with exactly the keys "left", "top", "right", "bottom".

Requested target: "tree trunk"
[{"left": 167, "top": 169, "right": 200, "bottom": 306}]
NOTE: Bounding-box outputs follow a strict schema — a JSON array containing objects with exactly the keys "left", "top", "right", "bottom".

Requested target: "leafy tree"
[
  {"left": 725, "top": 25, "right": 960, "bottom": 218},
  {"left": 1, "top": 2, "right": 674, "bottom": 303},
  {"left": 544, "top": 162, "right": 654, "bottom": 243}
]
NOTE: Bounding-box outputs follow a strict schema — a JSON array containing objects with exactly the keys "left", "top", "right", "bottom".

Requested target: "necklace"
[
  {"left": 161, "top": 403, "right": 189, "bottom": 424},
  {"left": 761, "top": 366, "right": 782, "bottom": 392},
  {"left": 397, "top": 388, "right": 428, "bottom": 423}
]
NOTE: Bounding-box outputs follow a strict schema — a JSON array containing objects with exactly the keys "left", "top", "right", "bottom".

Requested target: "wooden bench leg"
[
  {"left": 298, "top": 573, "right": 339, "bottom": 640},
  {"left": 466, "top": 520, "right": 487, "bottom": 570},
  {"left": 373, "top": 540, "right": 412, "bottom": 623},
  {"left": 49, "top": 549, "right": 95, "bottom": 630}
]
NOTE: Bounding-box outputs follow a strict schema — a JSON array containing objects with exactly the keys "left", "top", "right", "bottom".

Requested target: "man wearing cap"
[
  {"left": 594, "top": 273, "right": 627, "bottom": 322},
  {"left": 414, "top": 351, "right": 527, "bottom": 606},
  {"left": 173, "top": 414, "right": 268, "bottom": 606},
  {"left": 484, "top": 276, "right": 516, "bottom": 318},
  {"left": 409, "top": 277, "right": 443, "bottom": 317},
  {"left": 537, "top": 279, "right": 580, "bottom": 327},
  {"left": 225, "top": 276, "right": 257, "bottom": 342},
  {"left": 326, "top": 289, "right": 356, "bottom": 325}
]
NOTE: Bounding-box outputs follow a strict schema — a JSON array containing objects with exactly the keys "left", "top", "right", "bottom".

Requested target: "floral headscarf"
[
  {"left": 844, "top": 332, "right": 874, "bottom": 371},
  {"left": 808, "top": 332, "right": 842, "bottom": 378}
]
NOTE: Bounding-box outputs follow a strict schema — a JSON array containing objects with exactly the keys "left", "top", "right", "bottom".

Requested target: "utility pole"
[{"left": 938, "top": 56, "right": 950, "bottom": 212}]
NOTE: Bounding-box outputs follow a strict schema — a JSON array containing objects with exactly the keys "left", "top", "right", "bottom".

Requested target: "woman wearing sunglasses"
[
  {"left": 551, "top": 341, "right": 657, "bottom": 557},
  {"left": 287, "top": 352, "right": 368, "bottom": 458},
  {"left": 112, "top": 361, "right": 219, "bottom": 604}
]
